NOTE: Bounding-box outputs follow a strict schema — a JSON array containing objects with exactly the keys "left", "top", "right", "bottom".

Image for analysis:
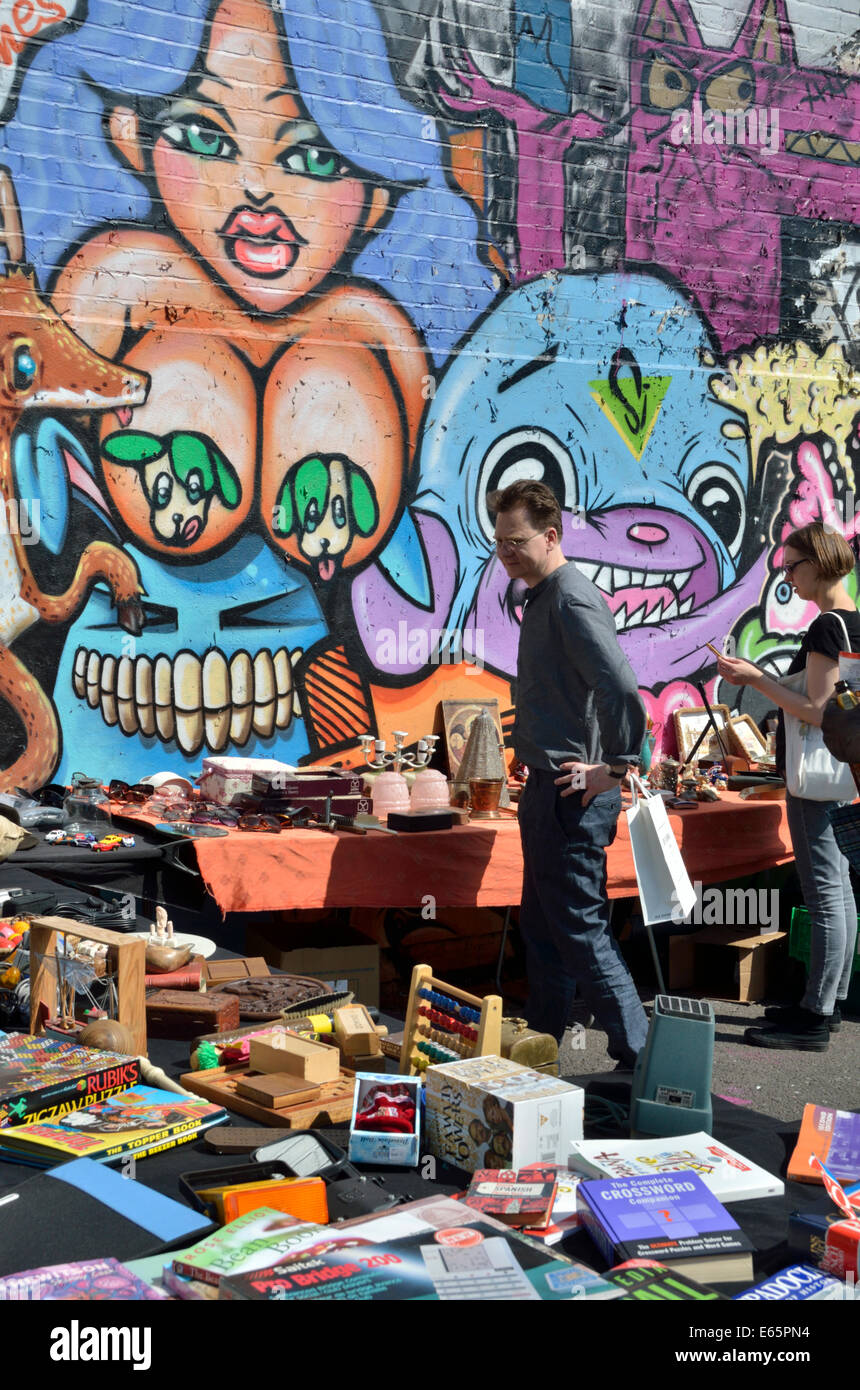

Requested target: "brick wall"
[{"left": 0, "top": 0, "right": 856, "bottom": 788}]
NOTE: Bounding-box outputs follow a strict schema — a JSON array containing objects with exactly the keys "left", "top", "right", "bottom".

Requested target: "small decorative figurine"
[{"left": 145, "top": 906, "right": 193, "bottom": 973}]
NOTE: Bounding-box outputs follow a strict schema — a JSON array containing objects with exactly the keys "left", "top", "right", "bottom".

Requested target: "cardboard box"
[
  {"left": 198, "top": 757, "right": 293, "bottom": 805},
  {"left": 669, "top": 927, "right": 788, "bottom": 1003},
  {"left": 424, "top": 1056, "right": 584, "bottom": 1176},
  {"left": 348, "top": 1073, "right": 422, "bottom": 1167},
  {"left": 245, "top": 931, "right": 380, "bottom": 1008}
]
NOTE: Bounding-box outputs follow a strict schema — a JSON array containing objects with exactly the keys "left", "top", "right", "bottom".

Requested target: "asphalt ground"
[{"left": 556, "top": 991, "right": 859, "bottom": 1120}]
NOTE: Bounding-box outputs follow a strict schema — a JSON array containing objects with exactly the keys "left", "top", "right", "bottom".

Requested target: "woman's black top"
[{"left": 775, "top": 607, "right": 860, "bottom": 777}]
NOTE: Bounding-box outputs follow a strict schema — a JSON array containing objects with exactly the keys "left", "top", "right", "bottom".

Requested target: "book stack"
[
  {"left": 0, "top": 1034, "right": 141, "bottom": 1129},
  {"left": 0, "top": 1085, "right": 227, "bottom": 1168}
]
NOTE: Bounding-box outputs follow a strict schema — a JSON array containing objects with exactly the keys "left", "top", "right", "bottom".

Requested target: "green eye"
[
  {"left": 162, "top": 120, "right": 236, "bottom": 160},
  {"left": 281, "top": 146, "right": 339, "bottom": 178}
]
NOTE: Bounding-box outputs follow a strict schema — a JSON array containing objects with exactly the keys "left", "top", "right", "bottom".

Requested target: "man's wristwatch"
[{"left": 605, "top": 763, "right": 629, "bottom": 780}]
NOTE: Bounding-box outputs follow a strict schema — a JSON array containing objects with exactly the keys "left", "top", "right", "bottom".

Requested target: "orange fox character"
[{"left": 0, "top": 168, "right": 149, "bottom": 791}]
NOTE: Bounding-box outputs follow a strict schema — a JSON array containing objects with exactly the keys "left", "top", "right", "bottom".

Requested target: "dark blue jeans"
[{"left": 518, "top": 768, "right": 649, "bottom": 1066}]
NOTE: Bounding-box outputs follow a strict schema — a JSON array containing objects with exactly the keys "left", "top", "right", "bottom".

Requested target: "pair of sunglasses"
[
  {"left": 236, "top": 814, "right": 284, "bottom": 833},
  {"left": 108, "top": 779, "right": 155, "bottom": 803}
]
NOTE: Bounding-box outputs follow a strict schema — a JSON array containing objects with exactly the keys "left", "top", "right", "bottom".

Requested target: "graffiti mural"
[{"left": 0, "top": 0, "right": 856, "bottom": 787}]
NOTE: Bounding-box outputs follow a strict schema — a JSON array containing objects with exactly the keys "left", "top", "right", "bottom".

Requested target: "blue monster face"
[
  {"left": 352, "top": 271, "right": 766, "bottom": 690},
  {"left": 54, "top": 534, "right": 328, "bottom": 784}
]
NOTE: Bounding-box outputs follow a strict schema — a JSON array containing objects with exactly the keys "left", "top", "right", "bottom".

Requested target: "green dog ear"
[
  {"left": 210, "top": 445, "right": 241, "bottom": 510},
  {"left": 273, "top": 478, "right": 294, "bottom": 537},
  {"left": 349, "top": 466, "right": 379, "bottom": 537},
  {"left": 101, "top": 431, "right": 165, "bottom": 465}
]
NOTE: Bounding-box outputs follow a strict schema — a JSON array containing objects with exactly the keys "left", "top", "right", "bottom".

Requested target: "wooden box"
[
  {"left": 334, "top": 1004, "right": 380, "bottom": 1059},
  {"left": 249, "top": 1033, "right": 340, "bottom": 1083},
  {"left": 146, "top": 989, "right": 240, "bottom": 1039}
]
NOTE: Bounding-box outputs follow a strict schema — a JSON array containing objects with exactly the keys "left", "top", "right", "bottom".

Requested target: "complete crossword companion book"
[{"left": 577, "top": 1172, "right": 755, "bottom": 1286}]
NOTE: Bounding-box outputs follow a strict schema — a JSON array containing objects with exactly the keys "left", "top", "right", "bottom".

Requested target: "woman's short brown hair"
[
  {"left": 784, "top": 522, "right": 856, "bottom": 581},
  {"left": 488, "top": 480, "right": 562, "bottom": 537}
]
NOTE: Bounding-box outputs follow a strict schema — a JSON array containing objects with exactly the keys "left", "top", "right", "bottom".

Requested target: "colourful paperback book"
[
  {"left": 172, "top": 1209, "right": 327, "bottom": 1287},
  {"left": 577, "top": 1172, "right": 755, "bottom": 1285},
  {"left": 607, "top": 1260, "right": 727, "bottom": 1301},
  {"left": 788, "top": 1105, "right": 860, "bottom": 1184},
  {"left": 568, "top": 1132, "right": 783, "bottom": 1202},
  {"left": 464, "top": 1167, "right": 558, "bottom": 1227},
  {"left": 0, "top": 1085, "right": 227, "bottom": 1166},
  {"left": 0, "top": 1257, "right": 167, "bottom": 1300},
  {"left": 734, "top": 1263, "right": 852, "bottom": 1301},
  {"left": 219, "top": 1219, "right": 591, "bottom": 1301},
  {"left": 0, "top": 1034, "right": 140, "bottom": 1128}
]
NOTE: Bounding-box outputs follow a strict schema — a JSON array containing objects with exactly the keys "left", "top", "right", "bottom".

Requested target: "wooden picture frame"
[
  {"left": 441, "top": 698, "right": 503, "bottom": 779},
  {"left": 729, "top": 712, "right": 767, "bottom": 760},
  {"left": 673, "top": 704, "right": 734, "bottom": 764}
]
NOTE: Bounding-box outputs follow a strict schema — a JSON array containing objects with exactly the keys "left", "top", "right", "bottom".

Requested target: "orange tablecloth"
[{"left": 169, "top": 792, "right": 793, "bottom": 915}]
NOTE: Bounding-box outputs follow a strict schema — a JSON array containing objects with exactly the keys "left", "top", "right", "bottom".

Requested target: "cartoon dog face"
[
  {"left": 101, "top": 430, "right": 241, "bottom": 547},
  {"left": 273, "top": 453, "right": 379, "bottom": 582}
]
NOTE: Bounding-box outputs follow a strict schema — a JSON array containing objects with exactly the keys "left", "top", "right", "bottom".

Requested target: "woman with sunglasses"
[{"left": 717, "top": 523, "right": 860, "bottom": 1051}]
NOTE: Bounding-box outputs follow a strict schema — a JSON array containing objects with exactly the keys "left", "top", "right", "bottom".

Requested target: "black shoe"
[
  {"left": 762, "top": 1003, "right": 841, "bottom": 1033},
  {"left": 744, "top": 1008, "right": 830, "bottom": 1051}
]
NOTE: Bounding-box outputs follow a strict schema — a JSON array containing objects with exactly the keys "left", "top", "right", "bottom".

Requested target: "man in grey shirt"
[{"left": 493, "top": 479, "right": 648, "bottom": 1067}]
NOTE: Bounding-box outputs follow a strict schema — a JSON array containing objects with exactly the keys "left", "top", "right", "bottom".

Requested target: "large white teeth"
[
  {"left": 577, "top": 561, "right": 599, "bottom": 582},
  {"left": 72, "top": 645, "right": 301, "bottom": 752},
  {"left": 595, "top": 565, "right": 613, "bottom": 592},
  {"left": 202, "top": 649, "right": 231, "bottom": 750},
  {"left": 229, "top": 651, "right": 254, "bottom": 747},
  {"left": 614, "top": 605, "right": 628, "bottom": 630},
  {"left": 117, "top": 656, "right": 137, "bottom": 735},
  {"left": 173, "top": 652, "right": 203, "bottom": 755},
  {"left": 662, "top": 598, "right": 679, "bottom": 620},
  {"left": 100, "top": 655, "right": 117, "bottom": 728},
  {"left": 135, "top": 657, "right": 156, "bottom": 738},
  {"left": 614, "top": 568, "right": 630, "bottom": 588},
  {"left": 675, "top": 569, "right": 692, "bottom": 593},
  {"left": 154, "top": 656, "right": 175, "bottom": 742},
  {"left": 680, "top": 597, "right": 694, "bottom": 615},
  {"left": 644, "top": 571, "right": 664, "bottom": 588}
]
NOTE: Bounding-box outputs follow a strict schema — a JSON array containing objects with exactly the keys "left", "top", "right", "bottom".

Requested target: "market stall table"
[{"left": 123, "top": 792, "right": 793, "bottom": 915}]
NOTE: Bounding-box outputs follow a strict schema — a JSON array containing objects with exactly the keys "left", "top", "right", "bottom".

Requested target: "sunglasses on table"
[{"left": 107, "top": 780, "right": 156, "bottom": 803}]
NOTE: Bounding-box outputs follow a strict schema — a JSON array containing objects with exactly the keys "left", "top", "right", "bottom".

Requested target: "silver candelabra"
[{"left": 358, "top": 731, "right": 440, "bottom": 775}]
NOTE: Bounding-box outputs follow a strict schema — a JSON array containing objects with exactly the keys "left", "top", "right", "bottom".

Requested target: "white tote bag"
[
  {"left": 626, "top": 774, "right": 697, "bottom": 926},
  {"left": 782, "top": 611, "right": 856, "bottom": 802}
]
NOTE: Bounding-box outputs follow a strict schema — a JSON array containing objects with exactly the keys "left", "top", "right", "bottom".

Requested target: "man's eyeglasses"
[
  {"left": 493, "top": 532, "right": 545, "bottom": 552},
  {"left": 782, "top": 559, "right": 810, "bottom": 578}
]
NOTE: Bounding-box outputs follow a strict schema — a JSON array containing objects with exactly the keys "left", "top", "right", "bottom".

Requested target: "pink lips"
[{"left": 221, "top": 207, "right": 304, "bottom": 277}]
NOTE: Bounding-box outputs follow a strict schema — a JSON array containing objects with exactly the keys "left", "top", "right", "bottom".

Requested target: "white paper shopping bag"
[{"left": 625, "top": 775, "right": 697, "bottom": 926}]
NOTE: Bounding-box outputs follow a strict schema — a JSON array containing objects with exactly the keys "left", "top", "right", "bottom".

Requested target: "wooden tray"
[{"left": 180, "top": 1063, "right": 356, "bottom": 1129}]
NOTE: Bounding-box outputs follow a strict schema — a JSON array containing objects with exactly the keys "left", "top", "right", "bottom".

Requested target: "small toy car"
[
  {"left": 46, "top": 829, "right": 70, "bottom": 843},
  {"left": 89, "top": 837, "right": 122, "bottom": 852}
]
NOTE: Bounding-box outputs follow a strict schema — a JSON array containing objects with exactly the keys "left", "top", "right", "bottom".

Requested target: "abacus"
[{"left": 399, "top": 964, "right": 502, "bottom": 1076}]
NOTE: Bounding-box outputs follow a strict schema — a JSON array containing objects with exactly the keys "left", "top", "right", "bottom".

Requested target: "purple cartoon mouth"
[{"left": 555, "top": 561, "right": 705, "bottom": 632}]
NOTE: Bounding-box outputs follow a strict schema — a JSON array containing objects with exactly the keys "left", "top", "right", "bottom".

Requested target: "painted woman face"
[{"left": 150, "top": 0, "right": 377, "bottom": 314}]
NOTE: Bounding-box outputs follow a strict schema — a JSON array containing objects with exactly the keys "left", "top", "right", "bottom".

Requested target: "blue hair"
[{"left": 0, "top": 0, "right": 493, "bottom": 361}]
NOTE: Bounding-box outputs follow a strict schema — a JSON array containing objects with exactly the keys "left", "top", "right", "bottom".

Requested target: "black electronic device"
[{"left": 253, "top": 1130, "right": 401, "bottom": 1219}]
